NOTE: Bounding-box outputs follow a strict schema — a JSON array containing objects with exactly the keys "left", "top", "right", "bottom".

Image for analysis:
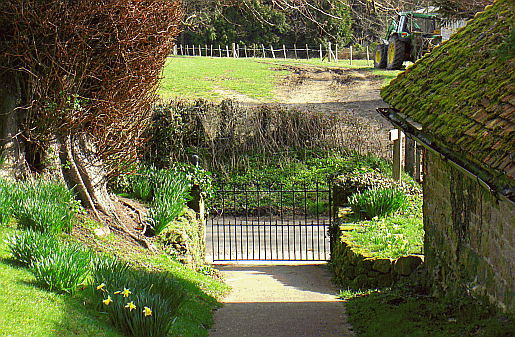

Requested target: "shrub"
[
  {"left": 31, "top": 241, "right": 92, "bottom": 294},
  {"left": 92, "top": 256, "right": 186, "bottom": 337},
  {"left": 131, "top": 166, "right": 156, "bottom": 202},
  {"left": 349, "top": 188, "right": 407, "bottom": 219},
  {"left": 101, "top": 288, "right": 182, "bottom": 337},
  {"left": 12, "top": 179, "right": 78, "bottom": 234},
  {"left": 147, "top": 171, "right": 190, "bottom": 235},
  {"left": 91, "top": 254, "right": 132, "bottom": 310},
  {"left": 0, "top": 179, "right": 14, "bottom": 225},
  {"left": 5, "top": 229, "right": 59, "bottom": 265}
]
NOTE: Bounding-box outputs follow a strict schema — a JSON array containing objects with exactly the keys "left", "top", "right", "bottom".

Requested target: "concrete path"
[{"left": 209, "top": 263, "right": 355, "bottom": 337}]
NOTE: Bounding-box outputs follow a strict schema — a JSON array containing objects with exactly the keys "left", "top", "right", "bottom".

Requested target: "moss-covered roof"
[{"left": 381, "top": 0, "right": 515, "bottom": 181}]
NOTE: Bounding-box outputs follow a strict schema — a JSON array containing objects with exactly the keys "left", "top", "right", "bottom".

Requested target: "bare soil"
[{"left": 218, "top": 63, "right": 394, "bottom": 159}]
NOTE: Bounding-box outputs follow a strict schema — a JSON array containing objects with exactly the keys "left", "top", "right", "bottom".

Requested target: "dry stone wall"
[
  {"left": 331, "top": 224, "right": 423, "bottom": 289},
  {"left": 424, "top": 151, "right": 515, "bottom": 312}
]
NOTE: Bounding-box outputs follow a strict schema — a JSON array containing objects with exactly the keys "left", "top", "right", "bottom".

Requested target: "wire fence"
[{"left": 173, "top": 42, "right": 373, "bottom": 65}]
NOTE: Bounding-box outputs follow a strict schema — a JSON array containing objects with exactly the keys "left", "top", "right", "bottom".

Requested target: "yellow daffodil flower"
[
  {"left": 114, "top": 291, "right": 121, "bottom": 295},
  {"left": 96, "top": 283, "right": 106, "bottom": 291},
  {"left": 143, "top": 306, "right": 152, "bottom": 317},
  {"left": 122, "top": 288, "right": 131, "bottom": 298},
  {"left": 125, "top": 301, "right": 136, "bottom": 311},
  {"left": 103, "top": 296, "right": 113, "bottom": 305}
]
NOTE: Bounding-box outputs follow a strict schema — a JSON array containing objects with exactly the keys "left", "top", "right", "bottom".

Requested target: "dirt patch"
[{"left": 228, "top": 63, "right": 394, "bottom": 159}]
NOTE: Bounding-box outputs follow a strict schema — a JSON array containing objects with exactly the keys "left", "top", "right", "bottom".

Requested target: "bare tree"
[
  {"left": 0, "top": 0, "right": 183, "bottom": 223},
  {"left": 431, "top": 0, "right": 493, "bottom": 20}
]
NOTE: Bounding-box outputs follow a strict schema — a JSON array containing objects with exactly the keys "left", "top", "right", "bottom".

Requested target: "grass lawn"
[
  {"left": 159, "top": 56, "right": 402, "bottom": 101},
  {"left": 0, "top": 222, "right": 229, "bottom": 337},
  {"left": 341, "top": 285, "right": 515, "bottom": 337},
  {"left": 159, "top": 56, "right": 289, "bottom": 101},
  {"left": 342, "top": 194, "right": 424, "bottom": 259},
  {"left": 0, "top": 224, "right": 123, "bottom": 337}
]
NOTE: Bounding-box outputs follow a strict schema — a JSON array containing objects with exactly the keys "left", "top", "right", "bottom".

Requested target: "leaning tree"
[{"left": 0, "top": 1, "right": 183, "bottom": 221}]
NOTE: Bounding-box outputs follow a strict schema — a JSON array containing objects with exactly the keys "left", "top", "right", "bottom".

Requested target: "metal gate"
[{"left": 208, "top": 182, "right": 332, "bottom": 261}]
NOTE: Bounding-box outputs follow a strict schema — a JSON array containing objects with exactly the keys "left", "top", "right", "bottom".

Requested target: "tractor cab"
[{"left": 375, "top": 11, "right": 442, "bottom": 70}]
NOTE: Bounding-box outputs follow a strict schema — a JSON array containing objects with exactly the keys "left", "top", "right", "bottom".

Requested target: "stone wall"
[
  {"left": 331, "top": 224, "right": 423, "bottom": 289},
  {"left": 424, "top": 151, "right": 515, "bottom": 312}
]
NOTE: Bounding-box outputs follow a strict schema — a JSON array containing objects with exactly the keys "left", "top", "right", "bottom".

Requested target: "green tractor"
[{"left": 374, "top": 11, "right": 442, "bottom": 70}]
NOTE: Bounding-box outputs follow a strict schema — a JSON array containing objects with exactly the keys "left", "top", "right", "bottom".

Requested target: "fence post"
[
  {"left": 244, "top": 45, "right": 248, "bottom": 58},
  {"left": 218, "top": 45, "right": 222, "bottom": 57},
  {"left": 415, "top": 145, "right": 422, "bottom": 183},
  {"left": 253, "top": 44, "right": 256, "bottom": 58},
  {"left": 226, "top": 45, "right": 230, "bottom": 57},
  {"left": 350, "top": 45, "right": 353, "bottom": 66},
  {"left": 328, "top": 42, "right": 332, "bottom": 62},
  {"left": 306, "top": 44, "right": 309, "bottom": 60},
  {"left": 211, "top": 44, "right": 213, "bottom": 57},
  {"left": 205, "top": 44, "right": 208, "bottom": 57},
  {"left": 405, "top": 137, "right": 417, "bottom": 179},
  {"left": 199, "top": 45, "right": 202, "bottom": 57},
  {"left": 319, "top": 44, "right": 322, "bottom": 61},
  {"left": 232, "top": 43, "right": 236, "bottom": 58},
  {"left": 335, "top": 44, "right": 338, "bottom": 63},
  {"left": 270, "top": 45, "right": 275, "bottom": 58},
  {"left": 390, "top": 129, "right": 404, "bottom": 182},
  {"left": 262, "top": 44, "right": 265, "bottom": 58},
  {"left": 283, "top": 45, "right": 287, "bottom": 60},
  {"left": 366, "top": 45, "right": 370, "bottom": 66},
  {"left": 180, "top": 44, "right": 183, "bottom": 55},
  {"left": 294, "top": 43, "right": 298, "bottom": 59}
]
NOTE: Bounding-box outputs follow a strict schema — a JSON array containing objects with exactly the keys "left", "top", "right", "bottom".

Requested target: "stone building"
[{"left": 378, "top": 0, "right": 515, "bottom": 312}]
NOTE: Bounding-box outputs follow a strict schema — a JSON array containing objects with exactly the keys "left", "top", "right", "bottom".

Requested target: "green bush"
[
  {"left": 0, "top": 179, "right": 14, "bottom": 225},
  {"left": 12, "top": 179, "right": 78, "bottom": 234},
  {"left": 349, "top": 188, "right": 407, "bottom": 219},
  {"left": 101, "top": 289, "right": 181, "bottom": 337},
  {"left": 92, "top": 257, "right": 186, "bottom": 337},
  {"left": 147, "top": 171, "right": 190, "bottom": 235},
  {"left": 131, "top": 166, "right": 156, "bottom": 202},
  {"left": 31, "top": 241, "right": 92, "bottom": 294},
  {"left": 91, "top": 254, "right": 132, "bottom": 310},
  {"left": 5, "top": 229, "right": 59, "bottom": 266}
]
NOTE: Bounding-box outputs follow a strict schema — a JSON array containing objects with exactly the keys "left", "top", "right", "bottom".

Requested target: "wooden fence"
[{"left": 173, "top": 43, "right": 372, "bottom": 65}]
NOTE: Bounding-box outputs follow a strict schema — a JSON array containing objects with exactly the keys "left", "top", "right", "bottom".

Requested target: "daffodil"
[
  {"left": 103, "top": 296, "right": 113, "bottom": 305},
  {"left": 143, "top": 306, "right": 152, "bottom": 317},
  {"left": 96, "top": 283, "right": 106, "bottom": 291},
  {"left": 114, "top": 291, "right": 121, "bottom": 295},
  {"left": 122, "top": 287, "right": 131, "bottom": 298},
  {"left": 125, "top": 301, "right": 136, "bottom": 311}
]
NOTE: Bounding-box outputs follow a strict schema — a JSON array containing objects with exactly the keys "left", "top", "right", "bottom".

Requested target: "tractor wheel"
[
  {"left": 373, "top": 44, "right": 387, "bottom": 69},
  {"left": 387, "top": 35, "right": 406, "bottom": 70}
]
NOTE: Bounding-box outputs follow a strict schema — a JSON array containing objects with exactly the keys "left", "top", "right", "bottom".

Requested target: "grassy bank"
[
  {"left": 0, "top": 176, "right": 229, "bottom": 337},
  {"left": 0, "top": 224, "right": 123, "bottom": 336},
  {"left": 341, "top": 283, "right": 515, "bottom": 337},
  {"left": 0, "top": 221, "right": 229, "bottom": 337}
]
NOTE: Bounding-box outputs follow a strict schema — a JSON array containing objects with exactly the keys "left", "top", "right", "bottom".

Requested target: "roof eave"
[{"left": 377, "top": 107, "right": 515, "bottom": 206}]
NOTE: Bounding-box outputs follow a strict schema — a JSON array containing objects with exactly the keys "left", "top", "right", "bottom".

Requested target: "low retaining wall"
[{"left": 331, "top": 225, "right": 424, "bottom": 289}]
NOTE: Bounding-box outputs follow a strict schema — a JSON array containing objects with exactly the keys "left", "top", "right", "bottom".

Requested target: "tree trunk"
[
  {"left": 0, "top": 75, "right": 29, "bottom": 178},
  {"left": 0, "top": 80, "right": 157, "bottom": 251},
  {"left": 58, "top": 133, "right": 115, "bottom": 219}
]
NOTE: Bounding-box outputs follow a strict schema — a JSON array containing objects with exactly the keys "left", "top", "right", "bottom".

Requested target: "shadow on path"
[{"left": 209, "top": 264, "right": 355, "bottom": 337}]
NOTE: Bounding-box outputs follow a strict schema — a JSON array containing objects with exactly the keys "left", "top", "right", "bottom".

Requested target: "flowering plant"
[{"left": 92, "top": 256, "right": 185, "bottom": 337}]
